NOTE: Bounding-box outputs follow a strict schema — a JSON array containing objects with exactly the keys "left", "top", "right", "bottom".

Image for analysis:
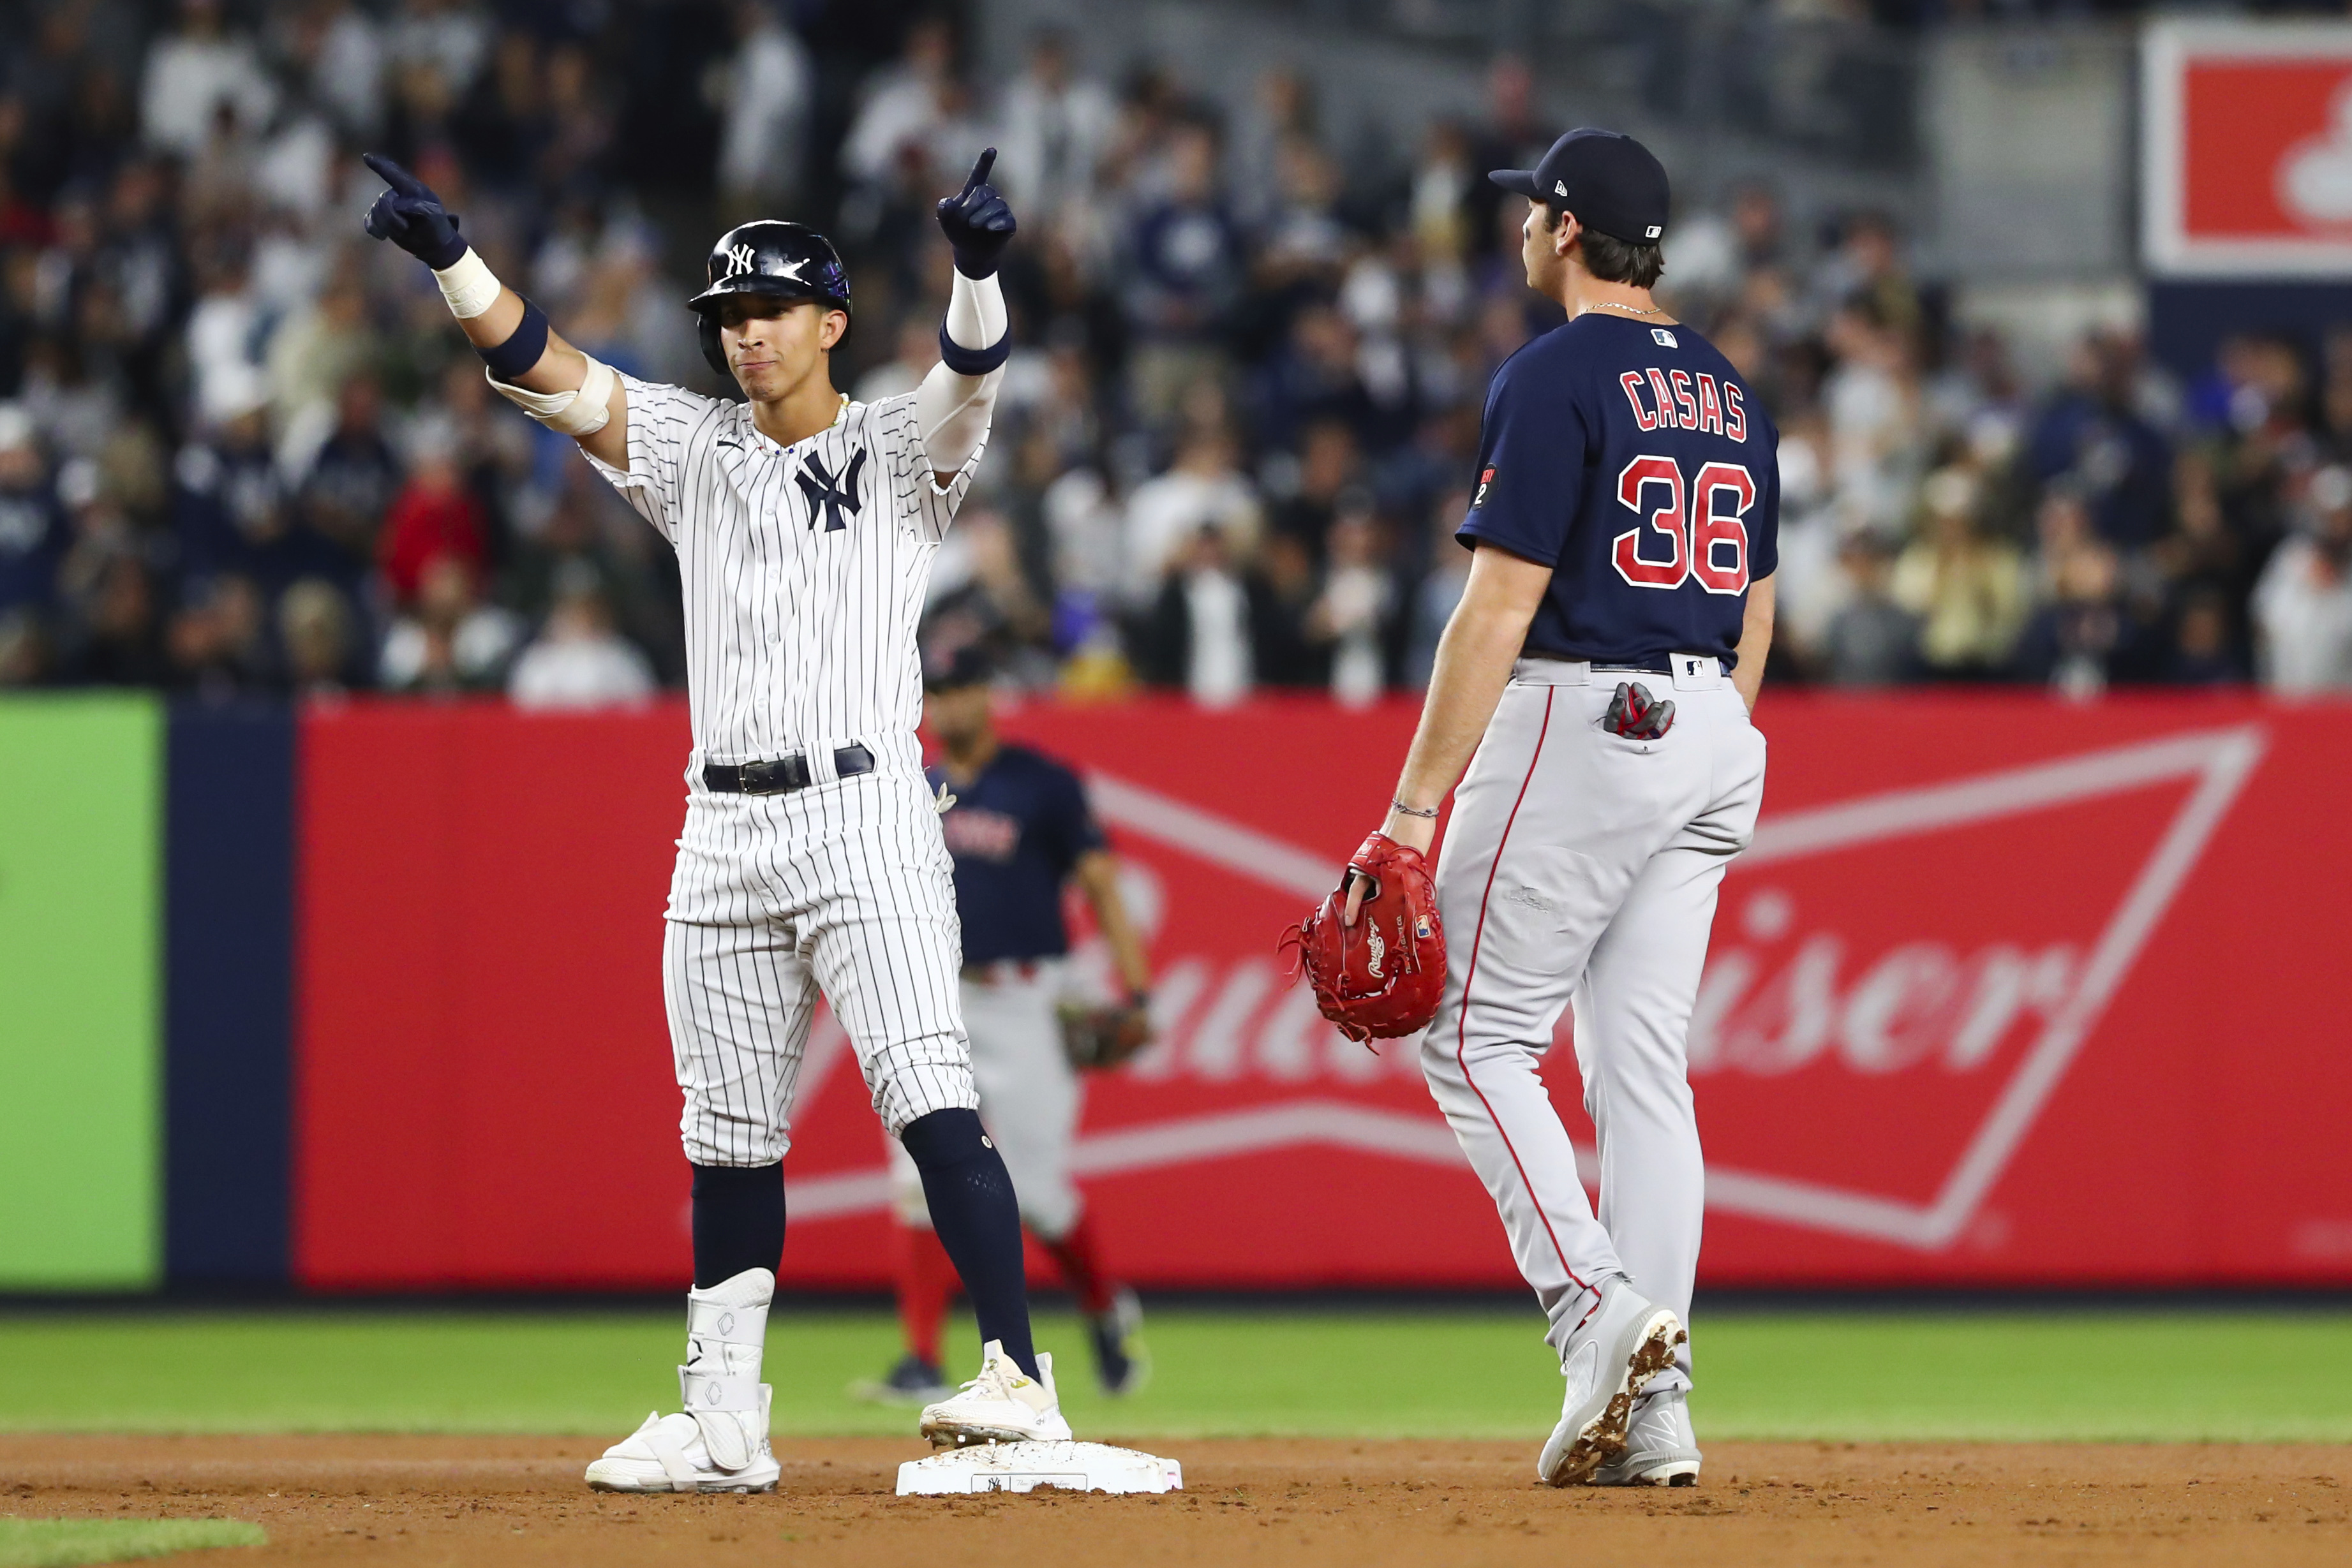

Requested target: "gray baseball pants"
[{"left": 1421, "top": 655, "right": 1765, "bottom": 1391}]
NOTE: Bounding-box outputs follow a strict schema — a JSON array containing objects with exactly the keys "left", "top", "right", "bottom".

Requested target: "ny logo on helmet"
[{"left": 724, "top": 243, "right": 756, "bottom": 278}]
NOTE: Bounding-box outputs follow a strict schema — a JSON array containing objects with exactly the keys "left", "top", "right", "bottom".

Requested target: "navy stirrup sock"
[
  {"left": 690, "top": 1162, "right": 785, "bottom": 1289},
  {"left": 897, "top": 1108, "right": 1039, "bottom": 1380}
]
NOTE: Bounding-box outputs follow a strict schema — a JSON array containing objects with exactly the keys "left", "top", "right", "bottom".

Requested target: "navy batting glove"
[
  {"left": 935, "top": 148, "right": 1016, "bottom": 279},
  {"left": 361, "top": 152, "right": 468, "bottom": 270}
]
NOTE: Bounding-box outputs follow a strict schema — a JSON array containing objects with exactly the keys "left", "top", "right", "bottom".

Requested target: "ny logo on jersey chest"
[{"left": 795, "top": 448, "right": 866, "bottom": 532}]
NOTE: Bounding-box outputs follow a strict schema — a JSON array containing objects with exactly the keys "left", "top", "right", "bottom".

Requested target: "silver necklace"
[{"left": 1590, "top": 300, "right": 1665, "bottom": 318}]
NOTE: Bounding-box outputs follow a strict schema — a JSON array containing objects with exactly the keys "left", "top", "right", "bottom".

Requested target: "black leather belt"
[{"left": 704, "top": 744, "right": 876, "bottom": 795}]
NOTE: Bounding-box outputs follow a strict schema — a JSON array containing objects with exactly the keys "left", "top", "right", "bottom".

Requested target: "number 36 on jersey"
[{"left": 1611, "top": 455, "right": 1757, "bottom": 596}]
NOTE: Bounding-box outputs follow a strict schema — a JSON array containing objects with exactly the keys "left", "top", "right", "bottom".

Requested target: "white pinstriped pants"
[
  {"left": 665, "top": 734, "right": 979, "bottom": 1165},
  {"left": 1420, "top": 658, "right": 1765, "bottom": 1391}
]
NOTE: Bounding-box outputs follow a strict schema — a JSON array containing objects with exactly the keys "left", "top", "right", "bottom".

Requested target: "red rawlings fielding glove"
[{"left": 1281, "top": 833, "right": 1447, "bottom": 1044}]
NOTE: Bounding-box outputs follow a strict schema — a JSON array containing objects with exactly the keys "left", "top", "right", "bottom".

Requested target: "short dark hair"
[{"left": 1544, "top": 206, "right": 1665, "bottom": 290}]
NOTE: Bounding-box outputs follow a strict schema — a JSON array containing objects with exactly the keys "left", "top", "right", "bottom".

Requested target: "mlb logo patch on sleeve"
[{"left": 1651, "top": 328, "right": 1678, "bottom": 348}]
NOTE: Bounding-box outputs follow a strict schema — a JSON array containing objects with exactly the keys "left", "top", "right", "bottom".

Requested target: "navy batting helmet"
[{"left": 687, "top": 220, "right": 851, "bottom": 379}]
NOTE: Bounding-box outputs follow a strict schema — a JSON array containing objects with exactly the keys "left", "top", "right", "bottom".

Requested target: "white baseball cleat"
[
  {"left": 1588, "top": 1386, "right": 1702, "bottom": 1486},
  {"left": 585, "top": 1267, "right": 781, "bottom": 1493},
  {"left": 584, "top": 1395, "right": 781, "bottom": 1494},
  {"left": 1537, "top": 1275, "right": 1687, "bottom": 1487},
  {"left": 918, "top": 1340, "right": 1073, "bottom": 1447}
]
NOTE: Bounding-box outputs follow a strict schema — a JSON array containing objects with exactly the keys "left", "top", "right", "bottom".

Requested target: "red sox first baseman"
[{"left": 1357, "top": 129, "right": 1778, "bottom": 1488}]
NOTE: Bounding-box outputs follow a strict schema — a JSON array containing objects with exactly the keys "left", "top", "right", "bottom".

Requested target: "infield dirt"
[{"left": 4, "top": 1434, "right": 2349, "bottom": 1567}]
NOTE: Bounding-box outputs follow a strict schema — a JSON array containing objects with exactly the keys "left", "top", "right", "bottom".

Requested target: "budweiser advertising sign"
[
  {"left": 765, "top": 700, "right": 2296, "bottom": 1287},
  {"left": 295, "top": 697, "right": 2352, "bottom": 1289},
  {"left": 2143, "top": 18, "right": 2352, "bottom": 275}
]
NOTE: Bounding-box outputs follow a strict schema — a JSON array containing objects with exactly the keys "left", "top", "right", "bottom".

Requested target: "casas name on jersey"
[{"left": 1616, "top": 368, "right": 1748, "bottom": 441}]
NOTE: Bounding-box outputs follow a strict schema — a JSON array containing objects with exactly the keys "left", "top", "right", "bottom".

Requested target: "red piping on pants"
[{"left": 1453, "top": 687, "right": 1594, "bottom": 1315}]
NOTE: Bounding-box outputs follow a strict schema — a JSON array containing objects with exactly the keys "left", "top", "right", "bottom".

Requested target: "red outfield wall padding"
[{"left": 294, "top": 694, "right": 2352, "bottom": 1292}]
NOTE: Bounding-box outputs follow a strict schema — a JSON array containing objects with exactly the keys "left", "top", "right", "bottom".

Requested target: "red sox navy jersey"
[
  {"left": 1458, "top": 314, "right": 1778, "bottom": 669},
  {"left": 926, "top": 744, "right": 1106, "bottom": 965}
]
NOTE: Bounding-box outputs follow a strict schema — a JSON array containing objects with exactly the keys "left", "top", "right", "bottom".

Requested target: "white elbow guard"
[{"left": 486, "top": 355, "right": 616, "bottom": 438}]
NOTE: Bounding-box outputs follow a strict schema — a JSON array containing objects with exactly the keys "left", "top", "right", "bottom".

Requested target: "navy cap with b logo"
[{"left": 1490, "top": 128, "right": 1671, "bottom": 246}]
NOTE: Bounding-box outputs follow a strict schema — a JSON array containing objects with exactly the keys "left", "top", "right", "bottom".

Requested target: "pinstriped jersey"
[{"left": 586, "top": 375, "right": 979, "bottom": 771}]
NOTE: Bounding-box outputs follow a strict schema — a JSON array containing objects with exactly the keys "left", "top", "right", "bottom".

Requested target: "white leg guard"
[
  {"left": 585, "top": 1268, "right": 780, "bottom": 1493},
  {"left": 682, "top": 1268, "right": 773, "bottom": 1471}
]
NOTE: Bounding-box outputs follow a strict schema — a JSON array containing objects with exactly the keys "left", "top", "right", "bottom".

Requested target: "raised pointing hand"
[
  {"left": 362, "top": 152, "right": 432, "bottom": 199},
  {"left": 359, "top": 152, "right": 466, "bottom": 269},
  {"left": 935, "top": 146, "right": 1015, "bottom": 279},
  {"left": 958, "top": 148, "right": 997, "bottom": 198}
]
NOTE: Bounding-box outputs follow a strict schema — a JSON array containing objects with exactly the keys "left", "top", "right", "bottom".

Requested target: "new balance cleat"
[
  {"left": 1588, "top": 1386, "right": 1701, "bottom": 1486},
  {"left": 1537, "top": 1275, "right": 1686, "bottom": 1486}
]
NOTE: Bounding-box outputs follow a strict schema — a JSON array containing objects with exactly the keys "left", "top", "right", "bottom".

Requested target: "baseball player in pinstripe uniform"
[{"left": 362, "top": 149, "right": 1073, "bottom": 1493}]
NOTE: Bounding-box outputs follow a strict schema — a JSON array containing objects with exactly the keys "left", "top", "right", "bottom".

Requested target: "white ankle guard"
[
  {"left": 487, "top": 354, "right": 614, "bottom": 437},
  {"left": 687, "top": 1290, "right": 770, "bottom": 1349},
  {"left": 679, "top": 1365, "right": 763, "bottom": 1412},
  {"left": 681, "top": 1272, "right": 773, "bottom": 1470},
  {"left": 682, "top": 1292, "right": 769, "bottom": 1408}
]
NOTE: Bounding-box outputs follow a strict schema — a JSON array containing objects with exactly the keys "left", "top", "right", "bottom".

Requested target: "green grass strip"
[
  {"left": 1, "top": 1309, "right": 2349, "bottom": 1443},
  {"left": 0, "top": 1520, "right": 264, "bottom": 1568}
]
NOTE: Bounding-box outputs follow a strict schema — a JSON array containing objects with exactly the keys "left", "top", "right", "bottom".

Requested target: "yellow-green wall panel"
[{"left": 0, "top": 693, "right": 162, "bottom": 1289}]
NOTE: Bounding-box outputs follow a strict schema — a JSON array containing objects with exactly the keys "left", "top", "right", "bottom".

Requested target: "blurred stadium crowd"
[{"left": 2, "top": 0, "right": 2350, "bottom": 707}]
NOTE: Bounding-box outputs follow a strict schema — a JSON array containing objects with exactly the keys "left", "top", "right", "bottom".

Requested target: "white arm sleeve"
[
  {"left": 944, "top": 265, "right": 1008, "bottom": 350},
  {"left": 916, "top": 269, "right": 1007, "bottom": 477}
]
